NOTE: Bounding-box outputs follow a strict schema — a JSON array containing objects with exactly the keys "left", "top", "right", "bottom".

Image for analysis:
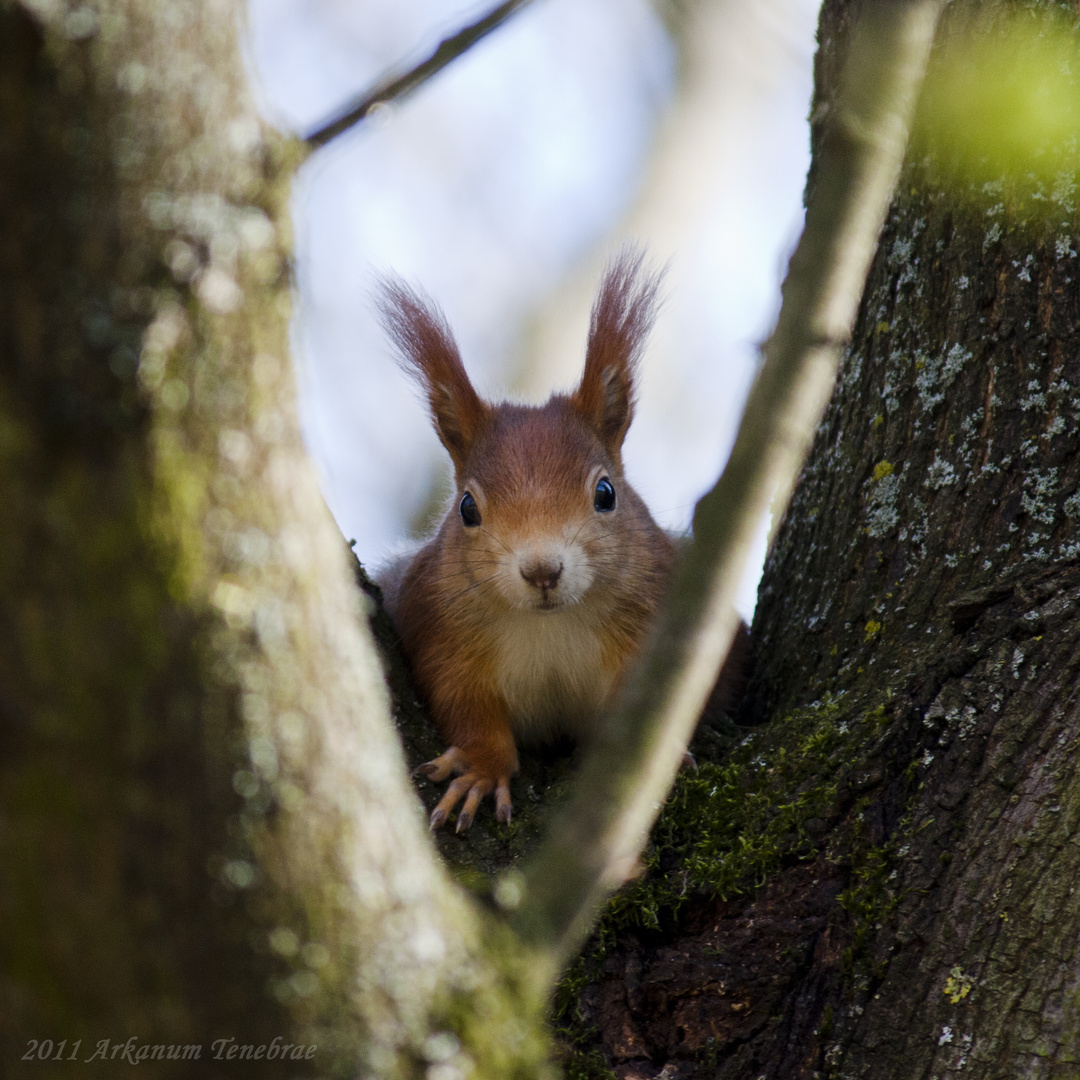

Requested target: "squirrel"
[{"left": 376, "top": 249, "right": 747, "bottom": 832}]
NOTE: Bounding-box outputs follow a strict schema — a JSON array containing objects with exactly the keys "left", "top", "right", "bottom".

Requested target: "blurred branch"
[
  {"left": 508, "top": 0, "right": 946, "bottom": 969},
  {"left": 305, "top": 0, "right": 540, "bottom": 149}
]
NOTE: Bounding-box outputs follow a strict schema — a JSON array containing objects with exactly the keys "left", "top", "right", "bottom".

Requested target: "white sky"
[{"left": 247, "top": 0, "right": 821, "bottom": 617}]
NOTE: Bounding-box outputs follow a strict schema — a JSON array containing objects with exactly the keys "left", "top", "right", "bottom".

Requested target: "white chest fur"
[{"left": 491, "top": 605, "right": 617, "bottom": 744}]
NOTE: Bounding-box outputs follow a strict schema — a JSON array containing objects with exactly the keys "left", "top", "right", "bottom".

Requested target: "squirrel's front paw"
[
  {"left": 415, "top": 747, "right": 512, "bottom": 831},
  {"left": 413, "top": 746, "right": 469, "bottom": 783}
]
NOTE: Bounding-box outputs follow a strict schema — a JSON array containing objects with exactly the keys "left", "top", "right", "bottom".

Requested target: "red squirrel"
[{"left": 377, "top": 250, "right": 744, "bottom": 831}]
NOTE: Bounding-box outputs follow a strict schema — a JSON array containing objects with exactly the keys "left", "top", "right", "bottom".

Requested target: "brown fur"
[
  {"left": 571, "top": 247, "right": 661, "bottom": 463},
  {"left": 377, "top": 279, "right": 490, "bottom": 472},
  {"left": 377, "top": 251, "right": 681, "bottom": 830}
]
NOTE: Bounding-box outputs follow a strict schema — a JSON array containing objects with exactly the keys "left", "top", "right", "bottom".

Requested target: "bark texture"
[
  {"left": 0, "top": 3, "right": 549, "bottom": 1077},
  {"left": 563, "top": 1, "right": 1080, "bottom": 1077}
]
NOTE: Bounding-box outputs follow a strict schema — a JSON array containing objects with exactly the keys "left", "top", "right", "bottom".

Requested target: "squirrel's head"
[{"left": 378, "top": 248, "right": 663, "bottom": 613}]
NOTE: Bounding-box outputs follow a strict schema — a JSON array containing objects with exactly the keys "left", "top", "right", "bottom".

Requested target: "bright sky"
[{"left": 247, "top": 0, "right": 821, "bottom": 617}]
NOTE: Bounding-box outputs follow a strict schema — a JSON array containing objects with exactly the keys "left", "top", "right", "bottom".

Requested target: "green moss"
[
  {"left": 837, "top": 842, "right": 893, "bottom": 973},
  {"left": 597, "top": 698, "right": 850, "bottom": 942},
  {"left": 820, "top": 1003, "right": 835, "bottom": 1039},
  {"left": 557, "top": 698, "right": 910, "bottom": 1070},
  {"left": 551, "top": 952, "right": 597, "bottom": 1048},
  {"left": 835, "top": 793, "right": 935, "bottom": 980},
  {"left": 560, "top": 1047, "right": 618, "bottom": 1080}
]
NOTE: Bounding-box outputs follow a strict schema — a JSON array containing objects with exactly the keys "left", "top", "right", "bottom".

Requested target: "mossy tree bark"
[
  {"left": 566, "top": 1, "right": 1080, "bottom": 1078},
  {"left": 0, "top": 3, "right": 550, "bottom": 1078}
]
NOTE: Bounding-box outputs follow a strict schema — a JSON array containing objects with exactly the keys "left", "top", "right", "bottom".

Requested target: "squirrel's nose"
[{"left": 520, "top": 559, "right": 563, "bottom": 591}]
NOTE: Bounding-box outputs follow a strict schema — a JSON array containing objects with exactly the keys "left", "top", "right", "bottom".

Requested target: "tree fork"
[{"left": 511, "top": 0, "right": 944, "bottom": 975}]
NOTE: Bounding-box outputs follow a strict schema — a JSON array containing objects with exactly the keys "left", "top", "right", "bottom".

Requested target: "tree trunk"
[
  {"left": 565, "top": 1, "right": 1080, "bottom": 1077},
  {"left": 0, "top": 4, "right": 549, "bottom": 1077}
]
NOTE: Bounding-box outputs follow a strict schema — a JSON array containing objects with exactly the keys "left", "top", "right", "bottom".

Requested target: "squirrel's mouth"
[{"left": 531, "top": 588, "right": 573, "bottom": 612}]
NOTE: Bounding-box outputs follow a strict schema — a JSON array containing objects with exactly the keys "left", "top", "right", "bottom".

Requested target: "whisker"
[
  {"left": 478, "top": 526, "right": 513, "bottom": 557},
  {"left": 579, "top": 527, "right": 643, "bottom": 547},
  {"left": 646, "top": 501, "right": 698, "bottom": 517},
  {"left": 568, "top": 518, "right": 590, "bottom": 548},
  {"left": 424, "top": 569, "right": 489, "bottom": 587},
  {"left": 423, "top": 563, "right": 506, "bottom": 588},
  {"left": 578, "top": 522, "right": 673, "bottom": 545},
  {"left": 428, "top": 550, "right": 502, "bottom": 563},
  {"left": 438, "top": 573, "right": 501, "bottom": 609}
]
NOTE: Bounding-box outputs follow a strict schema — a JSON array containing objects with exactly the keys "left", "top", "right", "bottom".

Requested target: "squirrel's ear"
[
  {"left": 377, "top": 278, "right": 489, "bottom": 473},
  {"left": 571, "top": 247, "right": 662, "bottom": 459}
]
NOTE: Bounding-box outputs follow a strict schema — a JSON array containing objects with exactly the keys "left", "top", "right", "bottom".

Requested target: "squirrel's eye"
[
  {"left": 459, "top": 491, "right": 482, "bottom": 527},
  {"left": 593, "top": 477, "right": 616, "bottom": 513}
]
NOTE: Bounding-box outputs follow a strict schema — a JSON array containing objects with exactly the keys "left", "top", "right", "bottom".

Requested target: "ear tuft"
[
  {"left": 376, "top": 277, "right": 488, "bottom": 472},
  {"left": 571, "top": 246, "right": 663, "bottom": 458}
]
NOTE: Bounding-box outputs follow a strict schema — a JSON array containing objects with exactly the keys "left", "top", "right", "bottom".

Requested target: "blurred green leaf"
[{"left": 914, "top": 11, "right": 1080, "bottom": 193}]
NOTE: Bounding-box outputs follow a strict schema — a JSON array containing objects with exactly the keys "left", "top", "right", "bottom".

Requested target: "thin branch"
[
  {"left": 507, "top": 0, "right": 946, "bottom": 969},
  {"left": 305, "top": 0, "right": 539, "bottom": 149}
]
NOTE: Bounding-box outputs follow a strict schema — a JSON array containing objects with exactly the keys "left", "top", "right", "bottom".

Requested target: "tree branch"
[
  {"left": 305, "top": 0, "right": 540, "bottom": 149},
  {"left": 508, "top": 0, "right": 946, "bottom": 969}
]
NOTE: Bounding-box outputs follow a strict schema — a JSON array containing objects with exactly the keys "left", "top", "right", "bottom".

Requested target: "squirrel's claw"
[
  {"left": 430, "top": 774, "right": 474, "bottom": 830},
  {"left": 454, "top": 778, "right": 491, "bottom": 833},
  {"left": 424, "top": 769, "right": 511, "bottom": 832},
  {"left": 417, "top": 748, "right": 513, "bottom": 831},
  {"left": 414, "top": 746, "right": 469, "bottom": 783},
  {"left": 494, "top": 780, "right": 512, "bottom": 824},
  {"left": 680, "top": 749, "right": 698, "bottom": 772}
]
